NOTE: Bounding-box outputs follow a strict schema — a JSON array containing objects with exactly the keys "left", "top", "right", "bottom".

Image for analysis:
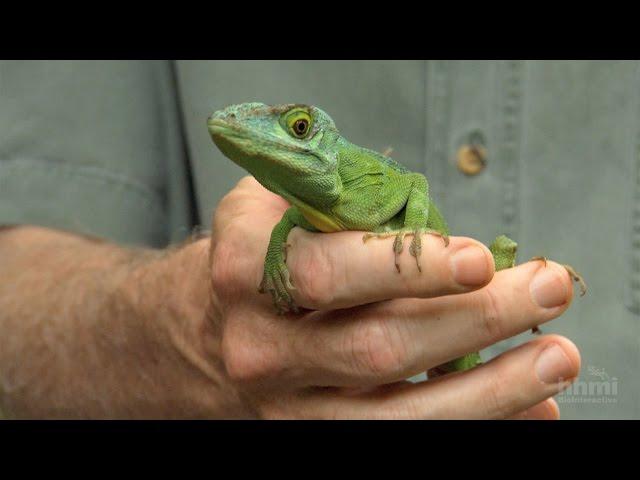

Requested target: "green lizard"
[{"left": 207, "top": 102, "right": 586, "bottom": 375}]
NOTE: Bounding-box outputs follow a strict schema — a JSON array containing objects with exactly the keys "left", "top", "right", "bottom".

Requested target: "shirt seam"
[{"left": 0, "top": 157, "right": 163, "bottom": 207}]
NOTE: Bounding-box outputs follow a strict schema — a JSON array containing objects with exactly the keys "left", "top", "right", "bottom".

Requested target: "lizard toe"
[
  {"left": 563, "top": 263, "right": 587, "bottom": 297},
  {"left": 259, "top": 263, "right": 299, "bottom": 314},
  {"left": 408, "top": 231, "right": 422, "bottom": 272}
]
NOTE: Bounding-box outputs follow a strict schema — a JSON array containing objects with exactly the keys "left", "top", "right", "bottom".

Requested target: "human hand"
[
  {"left": 206, "top": 177, "right": 580, "bottom": 419},
  {"left": 0, "top": 176, "right": 579, "bottom": 418}
]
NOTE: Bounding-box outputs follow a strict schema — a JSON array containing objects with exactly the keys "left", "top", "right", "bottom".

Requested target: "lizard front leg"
[
  {"left": 259, "top": 207, "right": 312, "bottom": 314},
  {"left": 363, "top": 174, "right": 449, "bottom": 272}
]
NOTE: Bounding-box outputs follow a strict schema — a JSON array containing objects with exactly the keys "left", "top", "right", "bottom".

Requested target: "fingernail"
[
  {"left": 530, "top": 268, "right": 569, "bottom": 308},
  {"left": 451, "top": 246, "right": 490, "bottom": 286},
  {"left": 535, "top": 344, "right": 576, "bottom": 384}
]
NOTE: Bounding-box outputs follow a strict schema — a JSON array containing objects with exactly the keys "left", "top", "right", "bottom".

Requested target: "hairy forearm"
[{"left": 0, "top": 225, "right": 236, "bottom": 418}]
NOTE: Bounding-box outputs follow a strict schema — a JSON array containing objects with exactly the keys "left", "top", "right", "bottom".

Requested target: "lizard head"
[{"left": 207, "top": 103, "right": 342, "bottom": 206}]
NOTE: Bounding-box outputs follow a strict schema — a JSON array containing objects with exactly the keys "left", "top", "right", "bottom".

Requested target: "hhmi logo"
[{"left": 557, "top": 366, "right": 618, "bottom": 404}]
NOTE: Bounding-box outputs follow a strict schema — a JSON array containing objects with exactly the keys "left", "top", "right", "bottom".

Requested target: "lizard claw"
[
  {"left": 563, "top": 263, "right": 587, "bottom": 297},
  {"left": 393, "top": 232, "right": 405, "bottom": 273},
  {"left": 424, "top": 229, "right": 449, "bottom": 247},
  {"left": 259, "top": 262, "right": 299, "bottom": 314},
  {"left": 530, "top": 256, "right": 587, "bottom": 297},
  {"left": 529, "top": 255, "right": 548, "bottom": 267},
  {"left": 409, "top": 229, "right": 449, "bottom": 272},
  {"left": 363, "top": 228, "right": 448, "bottom": 274},
  {"left": 408, "top": 232, "right": 422, "bottom": 272}
]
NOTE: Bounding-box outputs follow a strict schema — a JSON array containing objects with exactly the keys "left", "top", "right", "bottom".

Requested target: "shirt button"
[{"left": 456, "top": 144, "right": 487, "bottom": 176}]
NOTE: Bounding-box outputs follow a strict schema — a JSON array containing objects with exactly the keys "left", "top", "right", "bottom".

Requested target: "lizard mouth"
[
  {"left": 207, "top": 118, "right": 255, "bottom": 152},
  {"left": 207, "top": 117, "right": 239, "bottom": 136},
  {"left": 207, "top": 117, "right": 267, "bottom": 143}
]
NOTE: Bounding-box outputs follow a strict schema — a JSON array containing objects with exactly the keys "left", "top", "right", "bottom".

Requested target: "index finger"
[{"left": 285, "top": 229, "right": 495, "bottom": 310}]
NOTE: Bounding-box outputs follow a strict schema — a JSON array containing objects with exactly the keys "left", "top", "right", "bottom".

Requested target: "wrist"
[
  {"left": 115, "top": 237, "right": 246, "bottom": 417},
  {"left": 120, "top": 239, "right": 214, "bottom": 334}
]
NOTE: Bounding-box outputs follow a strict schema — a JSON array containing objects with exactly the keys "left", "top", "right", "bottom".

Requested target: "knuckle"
[
  {"left": 480, "top": 369, "right": 514, "bottom": 419},
  {"left": 258, "top": 406, "right": 290, "bottom": 420},
  {"left": 236, "top": 175, "right": 257, "bottom": 189},
  {"left": 210, "top": 239, "right": 237, "bottom": 294},
  {"left": 210, "top": 227, "right": 255, "bottom": 296},
  {"left": 474, "top": 287, "right": 505, "bottom": 342},
  {"left": 256, "top": 400, "right": 293, "bottom": 420},
  {"left": 260, "top": 400, "right": 329, "bottom": 420},
  {"left": 376, "top": 400, "right": 418, "bottom": 420},
  {"left": 349, "top": 320, "right": 406, "bottom": 378},
  {"left": 213, "top": 189, "right": 244, "bottom": 227},
  {"left": 291, "top": 242, "right": 335, "bottom": 307},
  {"left": 221, "top": 322, "right": 280, "bottom": 384}
]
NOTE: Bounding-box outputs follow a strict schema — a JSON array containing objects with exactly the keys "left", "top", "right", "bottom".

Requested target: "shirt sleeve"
[{"left": 0, "top": 60, "right": 196, "bottom": 247}]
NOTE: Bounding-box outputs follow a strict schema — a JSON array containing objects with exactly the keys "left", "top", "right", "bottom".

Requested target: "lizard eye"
[
  {"left": 282, "top": 109, "right": 313, "bottom": 139},
  {"left": 293, "top": 118, "right": 309, "bottom": 137}
]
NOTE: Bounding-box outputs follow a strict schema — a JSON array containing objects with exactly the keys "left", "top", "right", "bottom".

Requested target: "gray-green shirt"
[{"left": 0, "top": 60, "right": 635, "bottom": 419}]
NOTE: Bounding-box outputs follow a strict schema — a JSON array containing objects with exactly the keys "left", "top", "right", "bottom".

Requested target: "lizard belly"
[{"left": 296, "top": 202, "right": 346, "bottom": 233}]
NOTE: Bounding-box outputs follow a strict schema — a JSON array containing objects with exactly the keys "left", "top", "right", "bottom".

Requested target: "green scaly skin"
[{"left": 207, "top": 103, "right": 586, "bottom": 378}]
